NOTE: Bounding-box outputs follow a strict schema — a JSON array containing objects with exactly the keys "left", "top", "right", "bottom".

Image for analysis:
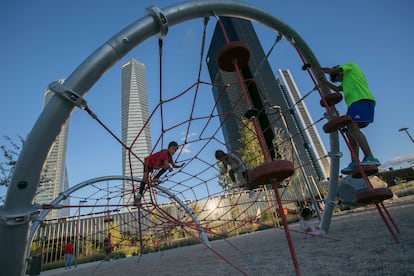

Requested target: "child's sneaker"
[
  {"left": 152, "top": 178, "right": 163, "bottom": 186},
  {"left": 361, "top": 156, "right": 381, "bottom": 166},
  {"left": 134, "top": 194, "right": 142, "bottom": 205},
  {"left": 341, "top": 162, "right": 357, "bottom": 174}
]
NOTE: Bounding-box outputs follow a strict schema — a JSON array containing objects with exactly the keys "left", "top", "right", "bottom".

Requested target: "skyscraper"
[
  {"left": 121, "top": 59, "right": 151, "bottom": 202},
  {"left": 35, "top": 82, "right": 70, "bottom": 218},
  {"left": 278, "top": 69, "right": 330, "bottom": 179},
  {"left": 206, "top": 17, "right": 328, "bottom": 188},
  {"left": 206, "top": 16, "right": 278, "bottom": 158}
]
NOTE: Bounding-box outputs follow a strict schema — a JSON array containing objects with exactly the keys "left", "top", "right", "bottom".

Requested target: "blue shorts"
[{"left": 347, "top": 100, "right": 375, "bottom": 129}]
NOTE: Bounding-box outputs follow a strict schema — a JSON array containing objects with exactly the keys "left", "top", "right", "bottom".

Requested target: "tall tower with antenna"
[{"left": 121, "top": 59, "right": 152, "bottom": 203}]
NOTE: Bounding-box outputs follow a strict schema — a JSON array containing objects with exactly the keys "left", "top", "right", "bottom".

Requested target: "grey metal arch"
[
  {"left": 0, "top": 1, "right": 340, "bottom": 274},
  {"left": 27, "top": 175, "right": 210, "bottom": 259}
]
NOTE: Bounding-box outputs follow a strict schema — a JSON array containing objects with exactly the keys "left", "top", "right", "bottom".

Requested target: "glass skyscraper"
[
  {"left": 278, "top": 69, "right": 330, "bottom": 179},
  {"left": 35, "top": 82, "right": 70, "bottom": 218},
  {"left": 121, "top": 59, "right": 151, "bottom": 203}
]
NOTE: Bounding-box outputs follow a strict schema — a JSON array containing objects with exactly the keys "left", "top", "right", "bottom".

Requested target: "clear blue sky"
[{"left": 1, "top": 0, "right": 413, "bottom": 193}]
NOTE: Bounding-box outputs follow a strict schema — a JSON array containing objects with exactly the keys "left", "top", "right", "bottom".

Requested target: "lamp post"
[
  {"left": 398, "top": 127, "right": 414, "bottom": 143},
  {"left": 75, "top": 199, "right": 87, "bottom": 268}
]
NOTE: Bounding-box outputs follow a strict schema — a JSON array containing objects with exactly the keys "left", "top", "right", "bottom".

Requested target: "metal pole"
[
  {"left": 75, "top": 200, "right": 86, "bottom": 267},
  {"left": 399, "top": 127, "right": 414, "bottom": 143}
]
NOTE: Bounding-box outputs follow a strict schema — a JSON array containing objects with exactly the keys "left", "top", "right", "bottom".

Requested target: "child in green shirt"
[{"left": 316, "top": 62, "right": 380, "bottom": 174}]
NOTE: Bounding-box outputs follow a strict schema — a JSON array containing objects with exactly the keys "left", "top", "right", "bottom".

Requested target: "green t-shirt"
[{"left": 340, "top": 62, "right": 375, "bottom": 107}]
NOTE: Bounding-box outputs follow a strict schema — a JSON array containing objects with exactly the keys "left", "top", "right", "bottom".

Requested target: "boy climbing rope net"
[
  {"left": 215, "top": 150, "right": 249, "bottom": 188},
  {"left": 137, "top": 141, "right": 185, "bottom": 202},
  {"left": 315, "top": 62, "right": 380, "bottom": 174}
]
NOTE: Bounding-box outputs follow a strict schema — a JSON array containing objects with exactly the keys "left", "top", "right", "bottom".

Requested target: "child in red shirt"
[
  {"left": 63, "top": 241, "right": 73, "bottom": 269},
  {"left": 137, "top": 141, "right": 184, "bottom": 201}
]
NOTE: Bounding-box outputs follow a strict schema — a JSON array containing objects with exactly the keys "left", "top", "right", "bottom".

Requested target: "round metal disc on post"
[
  {"left": 323, "top": 115, "right": 352, "bottom": 133},
  {"left": 217, "top": 41, "right": 250, "bottom": 72},
  {"left": 244, "top": 108, "right": 259, "bottom": 119},
  {"left": 320, "top": 93, "right": 343, "bottom": 107},
  {"left": 248, "top": 160, "right": 295, "bottom": 187},
  {"left": 355, "top": 188, "right": 393, "bottom": 204},
  {"left": 351, "top": 165, "right": 379, "bottom": 178}
]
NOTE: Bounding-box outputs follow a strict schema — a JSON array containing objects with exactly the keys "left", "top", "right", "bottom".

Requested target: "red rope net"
[{"left": 35, "top": 17, "right": 333, "bottom": 274}]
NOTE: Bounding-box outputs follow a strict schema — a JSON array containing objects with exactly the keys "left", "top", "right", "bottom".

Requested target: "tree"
[
  {"left": 0, "top": 135, "right": 24, "bottom": 187},
  {"left": 0, "top": 135, "right": 51, "bottom": 204},
  {"left": 107, "top": 221, "right": 123, "bottom": 251},
  {"left": 272, "top": 127, "right": 293, "bottom": 162},
  {"left": 239, "top": 118, "right": 264, "bottom": 169},
  {"left": 216, "top": 161, "right": 233, "bottom": 191}
]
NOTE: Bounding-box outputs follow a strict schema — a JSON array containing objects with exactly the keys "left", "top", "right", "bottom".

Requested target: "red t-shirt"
[
  {"left": 64, "top": 243, "right": 73, "bottom": 254},
  {"left": 144, "top": 149, "right": 173, "bottom": 168}
]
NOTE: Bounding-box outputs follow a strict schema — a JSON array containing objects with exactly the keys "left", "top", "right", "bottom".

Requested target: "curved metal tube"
[{"left": 26, "top": 175, "right": 210, "bottom": 259}]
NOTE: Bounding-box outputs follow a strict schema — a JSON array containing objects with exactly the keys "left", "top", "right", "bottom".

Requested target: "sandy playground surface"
[{"left": 41, "top": 195, "right": 414, "bottom": 276}]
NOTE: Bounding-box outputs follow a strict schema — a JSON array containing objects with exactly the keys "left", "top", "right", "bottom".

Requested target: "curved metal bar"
[
  {"left": 26, "top": 175, "right": 210, "bottom": 259},
  {"left": 0, "top": 1, "right": 333, "bottom": 274}
]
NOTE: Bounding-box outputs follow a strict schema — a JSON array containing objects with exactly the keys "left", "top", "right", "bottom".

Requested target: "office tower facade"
[
  {"left": 206, "top": 17, "right": 328, "bottom": 189},
  {"left": 35, "top": 84, "right": 70, "bottom": 218},
  {"left": 278, "top": 69, "right": 330, "bottom": 179},
  {"left": 206, "top": 17, "right": 278, "bottom": 158},
  {"left": 121, "top": 59, "right": 151, "bottom": 202}
]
